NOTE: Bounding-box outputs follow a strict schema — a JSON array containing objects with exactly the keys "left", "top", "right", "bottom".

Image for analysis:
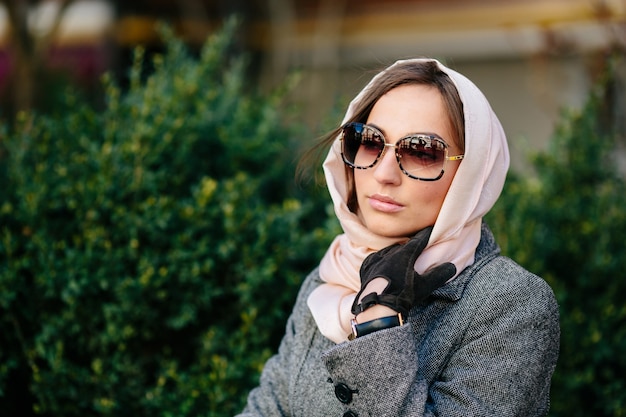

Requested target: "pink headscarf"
[{"left": 307, "top": 58, "right": 510, "bottom": 343}]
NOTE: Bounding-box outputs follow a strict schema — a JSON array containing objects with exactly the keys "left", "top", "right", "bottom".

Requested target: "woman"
[{"left": 238, "top": 58, "right": 560, "bottom": 416}]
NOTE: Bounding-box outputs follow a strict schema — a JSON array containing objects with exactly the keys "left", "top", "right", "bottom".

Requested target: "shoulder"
[
  {"left": 284, "top": 267, "right": 324, "bottom": 330},
  {"left": 295, "top": 267, "right": 324, "bottom": 306},
  {"left": 468, "top": 256, "right": 557, "bottom": 307},
  {"left": 459, "top": 221, "right": 558, "bottom": 310},
  {"left": 433, "top": 226, "right": 559, "bottom": 333},
  {"left": 453, "top": 255, "right": 560, "bottom": 348}
]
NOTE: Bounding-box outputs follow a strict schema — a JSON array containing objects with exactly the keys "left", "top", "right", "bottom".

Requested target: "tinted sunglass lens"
[
  {"left": 398, "top": 137, "right": 446, "bottom": 179},
  {"left": 342, "top": 123, "right": 383, "bottom": 168},
  {"left": 342, "top": 125, "right": 361, "bottom": 164}
]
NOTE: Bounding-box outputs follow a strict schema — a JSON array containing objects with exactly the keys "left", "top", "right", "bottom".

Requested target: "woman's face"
[{"left": 354, "top": 84, "right": 462, "bottom": 238}]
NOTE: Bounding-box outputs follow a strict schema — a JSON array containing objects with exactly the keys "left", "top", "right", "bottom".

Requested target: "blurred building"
[
  {"left": 1, "top": 0, "right": 624, "bottom": 170},
  {"left": 247, "top": 0, "right": 626, "bottom": 171}
]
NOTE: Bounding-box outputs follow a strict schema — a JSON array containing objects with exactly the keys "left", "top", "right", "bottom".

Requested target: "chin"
[
  {"left": 358, "top": 210, "right": 424, "bottom": 238},
  {"left": 366, "top": 223, "right": 417, "bottom": 239}
]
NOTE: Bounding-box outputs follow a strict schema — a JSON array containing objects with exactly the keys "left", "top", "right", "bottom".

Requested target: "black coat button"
[
  {"left": 343, "top": 411, "right": 358, "bottom": 417},
  {"left": 334, "top": 383, "right": 354, "bottom": 404}
]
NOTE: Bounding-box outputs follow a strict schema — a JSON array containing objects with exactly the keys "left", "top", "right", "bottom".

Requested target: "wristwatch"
[{"left": 348, "top": 313, "right": 404, "bottom": 340}]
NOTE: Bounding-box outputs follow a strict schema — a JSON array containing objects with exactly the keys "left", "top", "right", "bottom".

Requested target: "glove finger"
[
  {"left": 413, "top": 262, "right": 457, "bottom": 301},
  {"left": 361, "top": 250, "right": 383, "bottom": 269},
  {"left": 378, "top": 243, "right": 403, "bottom": 258},
  {"left": 363, "top": 226, "right": 432, "bottom": 271},
  {"left": 360, "top": 243, "right": 399, "bottom": 274},
  {"left": 403, "top": 226, "right": 434, "bottom": 264}
]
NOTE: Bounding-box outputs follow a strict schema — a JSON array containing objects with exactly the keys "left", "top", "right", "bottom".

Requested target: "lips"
[{"left": 368, "top": 194, "right": 405, "bottom": 213}]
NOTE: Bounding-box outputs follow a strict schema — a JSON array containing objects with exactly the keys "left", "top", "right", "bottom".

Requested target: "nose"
[{"left": 372, "top": 145, "right": 402, "bottom": 185}]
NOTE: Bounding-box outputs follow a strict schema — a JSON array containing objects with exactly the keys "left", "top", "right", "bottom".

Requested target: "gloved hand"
[{"left": 351, "top": 226, "right": 457, "bottom": 318}]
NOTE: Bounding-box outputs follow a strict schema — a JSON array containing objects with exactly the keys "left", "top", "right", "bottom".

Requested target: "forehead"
[{"left": 366, "top": 84, "right": 458, "bottom": 150}]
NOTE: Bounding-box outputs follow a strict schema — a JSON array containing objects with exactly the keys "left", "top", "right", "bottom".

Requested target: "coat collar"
[{"left": 431, "top": 222, "right": 500, "bottom": 302}]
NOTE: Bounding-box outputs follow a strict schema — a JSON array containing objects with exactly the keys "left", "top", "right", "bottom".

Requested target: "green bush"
[
  {"left": 487, "top": 57, "right": 626, "bottom": 416},
  {"left": 0, "top": 20, "right": 338, "bottom": 416}
]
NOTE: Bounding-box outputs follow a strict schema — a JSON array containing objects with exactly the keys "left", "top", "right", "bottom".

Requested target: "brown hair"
[{"left": 300, "top": 60, "right": 465, "bottom": 211}]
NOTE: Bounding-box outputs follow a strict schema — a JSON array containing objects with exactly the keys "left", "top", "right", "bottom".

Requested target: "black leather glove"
[{"left": 351, "top": 226, "right": 457, "bottom": 318}]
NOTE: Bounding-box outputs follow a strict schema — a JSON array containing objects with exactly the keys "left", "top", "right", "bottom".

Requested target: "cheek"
[
  {"left": 352, "top": 170, "right": 365, "bottom": 192},
  {"left": 408, "top": 177, "right": 454, "bottom": 217},
  {"left": 432, "top": 179, "right": 456, "bottom": 217},
  {"left": 412, "top": 185, "right": 444, "bottom": 214},
  {"left": 353, "top": 171, "right": 370, "bottom": 201}
]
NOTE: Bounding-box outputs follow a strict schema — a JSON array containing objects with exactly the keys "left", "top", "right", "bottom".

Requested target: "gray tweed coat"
[{"left": 238, "top": 224, "right": 560, "bottom": 416}]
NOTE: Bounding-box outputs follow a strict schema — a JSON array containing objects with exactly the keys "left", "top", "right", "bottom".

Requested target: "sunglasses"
[{"left": 340, "top": 122, "right": 464, "bottom": 181}]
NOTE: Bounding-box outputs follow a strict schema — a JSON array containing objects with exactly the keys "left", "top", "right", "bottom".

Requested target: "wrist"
[
  {"left": 348, "top": 313, "right": 404, "bottom": 340},
  {"left": 356, "top": 304, "right": 398, "bottom": 322}
]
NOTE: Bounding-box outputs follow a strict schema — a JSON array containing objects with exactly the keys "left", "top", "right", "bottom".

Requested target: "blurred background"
[{"left": 1, "top": 0, "right": 625, "bottom": 169}]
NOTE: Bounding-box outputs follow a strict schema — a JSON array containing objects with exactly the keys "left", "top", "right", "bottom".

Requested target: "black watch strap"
[{"left": 348, "top": 313, "right": 403, "bottom": 340}]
